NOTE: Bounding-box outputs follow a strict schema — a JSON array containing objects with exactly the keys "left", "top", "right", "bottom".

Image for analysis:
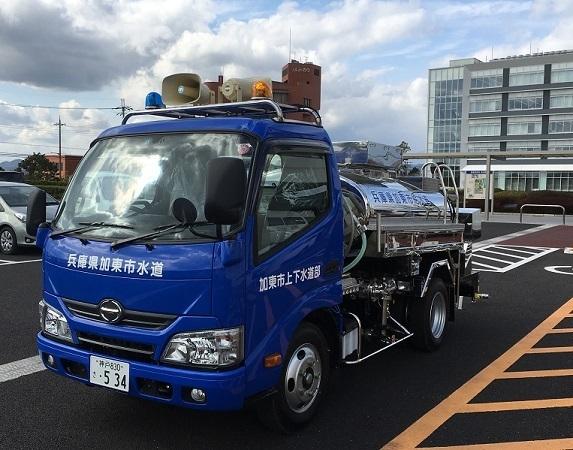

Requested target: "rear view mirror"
[
  {"left": 171, "top": 198, "right": 197, "bottom": 225},
  {"left": 26, "top": 189, "right": 46, "bottom": 236},
  {"left": 204, "top": 157, "right": 247, "bottom": 225}
]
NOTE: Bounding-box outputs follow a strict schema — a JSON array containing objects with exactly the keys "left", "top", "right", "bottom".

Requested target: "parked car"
[
  {"left": 0, "top": 182, "right": 60, "bottom": 254},
  {"left": 0, "top": 171, "right": 25, "bottom": 183}
]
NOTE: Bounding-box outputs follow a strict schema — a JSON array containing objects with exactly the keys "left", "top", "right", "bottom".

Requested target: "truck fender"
[{"left": 244, "top": 293, "right": 342, "bottom": 399}]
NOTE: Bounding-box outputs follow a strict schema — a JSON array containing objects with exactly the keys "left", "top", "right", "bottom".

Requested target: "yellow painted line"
[
  {"left": 546, "top": 328, "right": 573, "bottom": 334},
  {"left": 382, "top": 297, "right": 573, "bottom": 450},
  {"left": 460, "top": 397, "right": 573, "bottom": 413},
  {"left": 417, "top": 437, "right": 573, "bottom": 450},
  {"left": 497, "top": 369, "right": 573, "bottom": 379},
  {"left": 527, "top": 346, "right": 573, "bottom": 354}
]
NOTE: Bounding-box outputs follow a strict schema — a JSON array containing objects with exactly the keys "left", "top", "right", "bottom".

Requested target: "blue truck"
[{"left": 27, "top": 77, "right": 479, "bottom": 431}]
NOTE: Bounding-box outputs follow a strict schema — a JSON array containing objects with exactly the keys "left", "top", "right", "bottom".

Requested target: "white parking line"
[
  {"left": 472, "top": 245, "right": 558, "bottom": 273},
  {"left": 0, "top": 259, "right": 42, "bottom": 266},
  {"left": 0, "top": 356, "right": 46, "bottom": 384}
]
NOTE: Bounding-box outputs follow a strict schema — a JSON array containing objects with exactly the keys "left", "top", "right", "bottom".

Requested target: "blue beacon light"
[{"left": 145, "top": 92, "right": 165, "bottom": 109}]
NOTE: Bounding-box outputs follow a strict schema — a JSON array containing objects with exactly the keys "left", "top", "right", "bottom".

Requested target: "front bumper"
[{"left": 37, "top": 333, "right": 246, "bottom": 411}]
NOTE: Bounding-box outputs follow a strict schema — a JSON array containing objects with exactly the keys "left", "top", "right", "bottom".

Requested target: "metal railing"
[{"left": 519, "top": 204, "right": 566, "bottom": 225}]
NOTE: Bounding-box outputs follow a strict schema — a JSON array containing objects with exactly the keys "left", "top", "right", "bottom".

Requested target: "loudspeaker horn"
[{"left": 162, "top": 73, "right": 215, "bottom": 106}]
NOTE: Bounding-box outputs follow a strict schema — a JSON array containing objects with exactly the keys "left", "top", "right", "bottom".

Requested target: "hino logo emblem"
[{"left": 98, "top": 299, "right": 124, "bottom": 323}]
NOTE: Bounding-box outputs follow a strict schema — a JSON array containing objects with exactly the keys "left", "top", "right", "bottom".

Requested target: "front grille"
[
  {"left": 77, "top": 332, "right": 155, "bottom": 362},
  {"left": 63, "top": 299, "right": 176, "bottom": 330}
]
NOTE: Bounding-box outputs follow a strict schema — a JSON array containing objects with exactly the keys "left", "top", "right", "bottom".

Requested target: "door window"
[{"left": 256, "top": 150, "right": 329, "bottom": 258}]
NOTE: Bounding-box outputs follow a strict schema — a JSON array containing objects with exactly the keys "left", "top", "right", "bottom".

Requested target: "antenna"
[
  {"left": 491, "top": 46, "right": 494, "bottom": 60},
  {"left": 530, "top": 42, "right": 532, "bottom": 54}
]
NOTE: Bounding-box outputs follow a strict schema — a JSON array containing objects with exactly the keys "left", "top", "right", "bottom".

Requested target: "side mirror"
[
  {"left": 171, "top": 198, "right": 197, "bottom": 225},
  {"left": 26, "top": 189, "right": 46, "bottom": 237},
  {"left": 204, "top": 157, "right": 247, "bottom": 225}
]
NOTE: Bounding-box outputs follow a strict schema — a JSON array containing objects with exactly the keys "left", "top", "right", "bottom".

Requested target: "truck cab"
[{"left": 30, "top": 94, "right": 477, "bottom": 431}]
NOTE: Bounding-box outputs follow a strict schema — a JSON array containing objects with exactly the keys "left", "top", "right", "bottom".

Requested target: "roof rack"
[{"left": 122, "top": 99, "right": 322, "bottom": 126}]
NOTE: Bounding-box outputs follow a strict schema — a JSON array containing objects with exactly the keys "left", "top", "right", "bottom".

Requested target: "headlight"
[
  {"left": 39, "top": 300, "right": 72, "bottom": 342},
  {"left": 13, "top": 211, "right": 26, "bottom": 222},
  {"left": 162, "top": 327, "right": 243, "bottom": 368}
]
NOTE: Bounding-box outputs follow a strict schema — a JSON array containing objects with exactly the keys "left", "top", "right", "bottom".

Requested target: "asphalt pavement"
[{"left": 0, "top": 222, "right": 572, "bottom": 449}]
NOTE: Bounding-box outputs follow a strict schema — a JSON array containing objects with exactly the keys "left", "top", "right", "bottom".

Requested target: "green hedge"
[
  {"left": 35, "top": 185, "right": 67, "bottom": 200},
  {"left": 466, "top": 190, "right": 573, "bottom": 214}
]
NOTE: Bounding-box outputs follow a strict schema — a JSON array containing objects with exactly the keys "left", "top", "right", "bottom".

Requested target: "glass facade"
[
  {"left": 468, "top": 118, "right": 500, "bottom": 136},
  {"left": 508, "top": 92, "right": 543, "bottom": 110},
  {"left": 469, "top": 94, "right": 501, "bottom": 113},
  {"left": 548, "top": 139, "right": 573, "bottom": 151},
  {"left": 504, "top": 171, "right": 539, "bottom": 191},
  {"left": 551, "top": 62, "right": 573, "bottom": 83},
  {"left": 470, "top": 69, "right": 502, "bottom": 89},
  {"left": 546, "top": 171, "right": 573, "bottom": 191},
  {"left": 468, "top": 142, "right": 499, "bottom": 152},
  {"left": 550, "top": 89, "right": 573, "bottom": 108},
  {"left": 509, "top": 65, "right": 544, "bottom": 86},
  {"left": 428, "top": 67, "right": 464, "bottom": 184},
  {"left": 507, "top": 116, "right": 542, "bottom": 135},
  {"left": 548, "top": 114, "right": 573, "bottom": 133},
  {"left": 506, "top": 141, "right": 541, "bottom": 151}
]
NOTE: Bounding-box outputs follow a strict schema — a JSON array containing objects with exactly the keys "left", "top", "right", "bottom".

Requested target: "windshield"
[
  {"left": 53, "top": 133, "right": 256, "bottom": 241},
  {"left": 0, "top": 186, "right": 59, "bottom": 207}
]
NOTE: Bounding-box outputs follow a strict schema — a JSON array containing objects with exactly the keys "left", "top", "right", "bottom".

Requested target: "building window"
[
  {"left": 508, "top": 92, "right": 543, "bottom": 110},
  {"left": 314, "top": 68, "right": 320, "bottom": 76},
  {"left": 550, "top": 89, "right": 573, "bottom": 108},
  {"left": 468, "top": 143, "right": 500, "bottom": 152},
  {"left": 470, "top": 69, "right": 502, "bottom": 89},
  {"left": 273, "top": 92, "right": 289, "bottom": 104},
  {"left": 504, "top": 171, "right": 539, "bottom": 191},
  {"left": 548, "top": 140, "right": 573, "bottom": 151},
  {"left": 469, "top": 118, "right": 500, "bottom": 136},
  {"left": 469, "top": 94, "right": 502, "bottom": 113},
  {"left": 506, "top": 141, "right": 541, "bottom": 152},
  {"left": 549, "top": 115, "right": 573, "bottom": 134},
  {"left": 551, "top": 62, "right": 573, "bottom": 83},
  {"left": 303, "top": 98, "right": 312, "bottom": 107},
  {"left": 507, "top": 116, "right": 542, "bottom": 135},
  {"left": 509, "top": 65, "right": 544, "bottom": 86},
  {"left": 546, "top": 171, "right": 573, "bottom": 191}
]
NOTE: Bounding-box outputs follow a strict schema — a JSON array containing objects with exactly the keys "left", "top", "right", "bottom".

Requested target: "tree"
[
  {"left": 17, "top": 153, "right": 58, "bottom": 181},
  {"left": 0, "top": 166, "right": 4, "bottom": 171}
]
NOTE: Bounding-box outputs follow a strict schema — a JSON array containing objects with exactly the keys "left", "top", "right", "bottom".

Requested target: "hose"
[{"left": 343, "top": 228, "right": 367, "bottom": 273}]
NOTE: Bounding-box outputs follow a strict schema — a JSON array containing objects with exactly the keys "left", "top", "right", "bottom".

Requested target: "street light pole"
[{"left": 53, "top": 116, "right": 66, "bottom": 179}]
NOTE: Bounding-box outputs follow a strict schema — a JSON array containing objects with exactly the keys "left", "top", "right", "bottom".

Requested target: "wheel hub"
[
  {"left": 429, "top": 291, "right": 447, "bottom": 339},
  {"left": 284, "top": 344, "right": 322, "bottom": 413},
  {"left": 1, "top": 230, "right": 13, "bottom": 252}
]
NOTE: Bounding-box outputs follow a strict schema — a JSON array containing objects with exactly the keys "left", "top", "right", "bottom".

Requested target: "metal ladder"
[{"left": 421, "top": 162, "right": 460, "bottom": 224}]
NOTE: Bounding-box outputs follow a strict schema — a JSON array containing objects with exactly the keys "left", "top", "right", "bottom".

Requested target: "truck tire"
[
  {"left": 257, "top": 322, "right": 330, "bottom": 433},
  {"left": 408, "top": 278, "right": 448, "bottom": 351},
  {"left": 0, "top": 226, "right": 18, "bottom": 255}
]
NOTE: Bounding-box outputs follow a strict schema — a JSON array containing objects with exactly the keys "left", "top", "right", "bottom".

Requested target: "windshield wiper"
[
  {"left": 50, "top": 222, "right": 134, "bottom": 239},
  {"left": 110, "top": 221, "right": 216, "bottom": 250}
]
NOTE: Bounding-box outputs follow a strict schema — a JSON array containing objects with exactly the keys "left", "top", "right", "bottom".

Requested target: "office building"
[
  {"left": 428, "top": 50, "right": 573, "bottom": 191},
  {"left": 205, "top": 59, "right": 321, "bottom": 122}
]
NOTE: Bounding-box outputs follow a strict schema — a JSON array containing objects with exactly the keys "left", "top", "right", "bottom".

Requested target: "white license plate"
[{"left": 89, "top": 356, "right": 129, "bottom": 392}]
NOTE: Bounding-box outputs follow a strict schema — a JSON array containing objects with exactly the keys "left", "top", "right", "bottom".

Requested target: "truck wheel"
[
  {"left": 257, "top": 322, "right": 330, "bottom": 433},
  {"left": 0, "top": 226, "right": 17, "bottom": 255},
  {"left": 409, "top": 278, "right": 448, "bottom": 351}
]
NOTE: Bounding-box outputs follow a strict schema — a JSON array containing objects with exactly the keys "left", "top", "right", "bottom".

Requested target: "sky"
[{"left": 1, "top": 0, "right": 573, "bottom": 163}]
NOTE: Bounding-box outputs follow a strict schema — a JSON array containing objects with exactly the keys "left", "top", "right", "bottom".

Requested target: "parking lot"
[{"left": 0, "top": 222, "right": 572, "bottom": 449}]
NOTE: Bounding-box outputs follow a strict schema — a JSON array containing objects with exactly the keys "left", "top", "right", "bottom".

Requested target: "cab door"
[{"left": 244, "top": 142, "right": 343, "bottom": 394}]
